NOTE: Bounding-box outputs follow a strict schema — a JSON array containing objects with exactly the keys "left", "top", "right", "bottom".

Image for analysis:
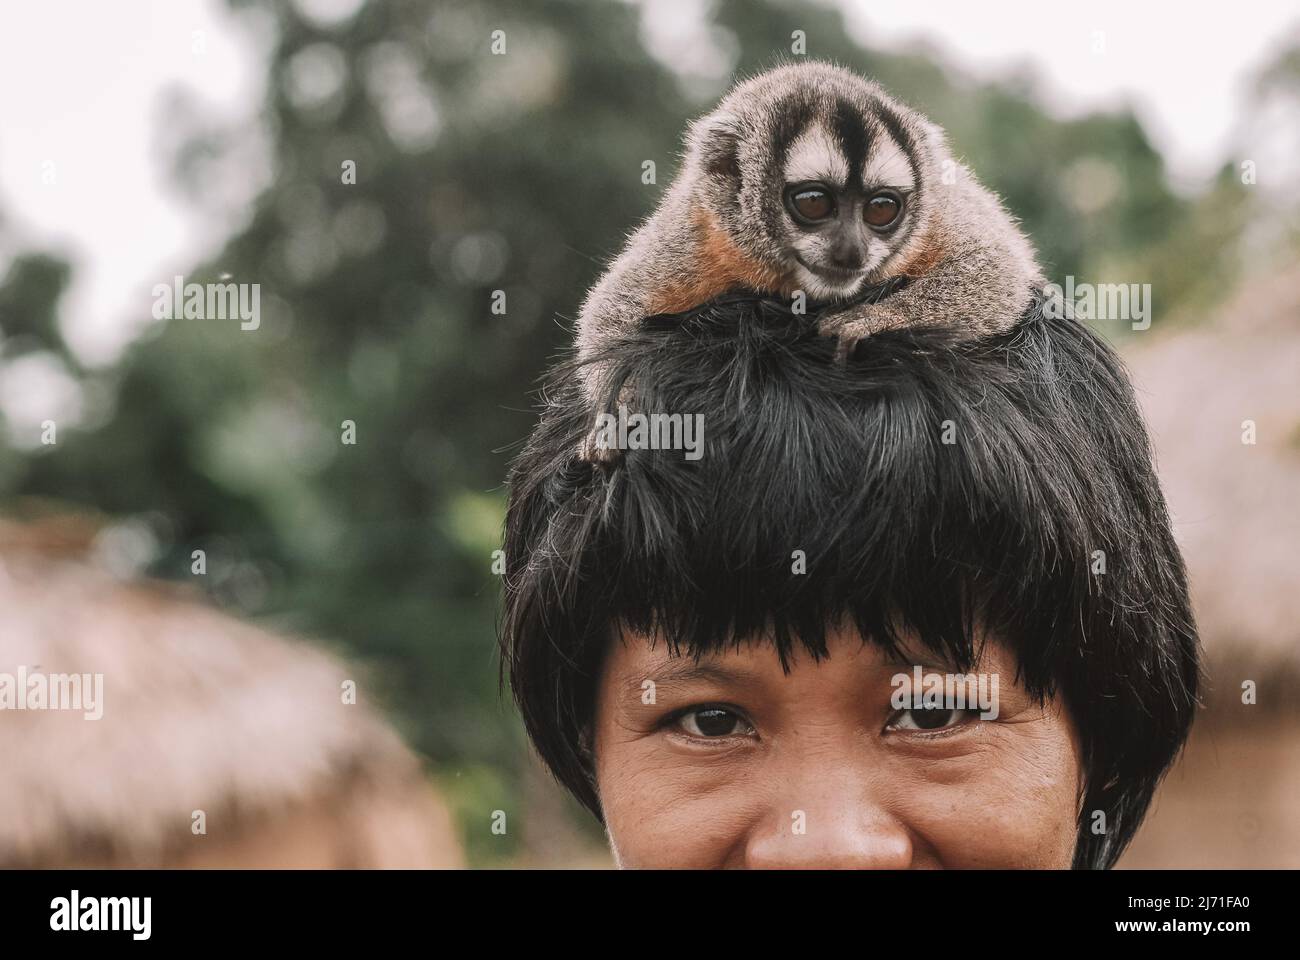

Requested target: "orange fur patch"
[
  {"left": 645, "top": 210, "right": 785, "bottom": 314},
  {"left": 897, "top": 235, "right": 948, "bottom": 278}
]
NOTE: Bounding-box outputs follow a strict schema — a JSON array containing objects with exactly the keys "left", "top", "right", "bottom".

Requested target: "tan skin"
[{"left": 593, "top": 625, "right": 1084, "bottom": 868}]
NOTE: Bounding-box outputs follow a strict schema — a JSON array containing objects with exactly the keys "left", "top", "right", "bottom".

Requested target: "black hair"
[{"left": 499, "top": 287, "right": 1200, "bottom": 869}]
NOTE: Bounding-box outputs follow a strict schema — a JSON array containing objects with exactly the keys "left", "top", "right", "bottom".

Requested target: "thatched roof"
[
  {"left": 0, "top": 519, "right": 462, "bottom": 867},
  {"left": 1127, "top": 262, "right": 1300, "bottom": 669}
]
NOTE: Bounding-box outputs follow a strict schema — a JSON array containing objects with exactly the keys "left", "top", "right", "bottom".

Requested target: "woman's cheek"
[
  {"left": 907, "top": 730, "right": 1081, "bottom": 868},
  {"left": 598, "top": 742, "right": 762, "bottom": 868}
]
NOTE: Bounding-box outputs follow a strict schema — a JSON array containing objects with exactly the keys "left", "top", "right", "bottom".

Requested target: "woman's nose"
[{"left": 741, "top": 783, "right": 913, "bottom": 869}]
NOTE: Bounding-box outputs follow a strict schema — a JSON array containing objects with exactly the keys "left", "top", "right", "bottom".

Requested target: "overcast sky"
[{"left": 0, "top": 0, "right": 1295, "bottom": 365}]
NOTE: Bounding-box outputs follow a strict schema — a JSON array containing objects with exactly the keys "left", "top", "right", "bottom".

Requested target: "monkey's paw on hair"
[
  {"left": 816, "top": 303, "right": 912, "bottom": 364},
  {"left": 578, "top": 422, "right": 625, "bottom": 467},
  {"left": 576, "top": 378, "right": 637, "bottom": 466}
]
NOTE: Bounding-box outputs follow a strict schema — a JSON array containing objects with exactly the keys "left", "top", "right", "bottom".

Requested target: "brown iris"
[
  {"left": 864, "top": 191, "right": 903, "bottom": 229},
  {"left": 786, "top": 185, "right": 835, "bottom": 223}
]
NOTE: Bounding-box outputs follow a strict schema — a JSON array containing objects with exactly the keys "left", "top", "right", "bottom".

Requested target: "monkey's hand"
[
  {"left": 576, "top": 378, "right": 636, "bottom": 467},
  {"left": 816, "top": 302, "right": 912, "bottom": 364},
  {"left": 578, "top": 419, "right": 624, "bottom": 467}
]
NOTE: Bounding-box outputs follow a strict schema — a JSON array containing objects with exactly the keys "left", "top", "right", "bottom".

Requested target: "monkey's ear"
[{"left": 689, "top": 110, "right": 742, "bottom": 181}]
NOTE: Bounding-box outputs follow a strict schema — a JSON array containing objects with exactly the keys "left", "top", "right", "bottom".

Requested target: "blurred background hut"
[
  {"left": 0, "top": 516, "right": 462, "bottom": 867},
  {"left": 0, "top": 0, "right": 1296, "bottom": 866},
  {"left": 1118, "top": 263, "right": 1300, "bottom": 868}
]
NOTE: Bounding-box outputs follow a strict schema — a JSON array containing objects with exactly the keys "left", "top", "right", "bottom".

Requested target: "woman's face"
[{"left": 592, "top": 626, "right": 1083, "bottom": 868}]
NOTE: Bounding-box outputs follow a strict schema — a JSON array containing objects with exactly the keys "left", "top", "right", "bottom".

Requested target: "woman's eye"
[
  {"left": 788, "top": 187, "right": 835, "bottom": 221},
  {"left": 676, "top": 706, "right": 754, "bottom": 739},
  {"left": 864, "top": 192, "right": 902, "bottom": 228},
  {"left": 889, "top": 706, "right": 978, "bottom": 732}
]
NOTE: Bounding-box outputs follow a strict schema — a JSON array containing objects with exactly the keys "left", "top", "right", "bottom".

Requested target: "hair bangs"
[{"left": 540, "top": 291, "right": 1097, "bottom": 686}]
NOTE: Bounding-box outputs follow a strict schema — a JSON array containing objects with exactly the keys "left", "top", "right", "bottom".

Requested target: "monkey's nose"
[{"left": 829, "top": 246, "right": 864, "bottom": 272}]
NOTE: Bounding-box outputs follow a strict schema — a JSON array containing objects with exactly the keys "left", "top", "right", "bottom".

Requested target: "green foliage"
[{"left": 0, "top": 254, "right": 74, "bottom": 359}]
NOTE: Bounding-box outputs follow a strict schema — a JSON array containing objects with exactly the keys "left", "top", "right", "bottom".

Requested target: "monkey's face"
[
  {"left": 774, "top": 120, "right": 918, "bottom": 300},
  {"left": 689, "top": 64, "right": 937, "bottom": 302}
]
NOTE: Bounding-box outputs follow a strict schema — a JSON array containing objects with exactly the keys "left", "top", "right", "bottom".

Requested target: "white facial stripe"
[
  {"left": 862, "top": 130, "right": 915, "bottom": 190},
  {"left": 783, "top": 125, "right": 847, "bottom": 186}
]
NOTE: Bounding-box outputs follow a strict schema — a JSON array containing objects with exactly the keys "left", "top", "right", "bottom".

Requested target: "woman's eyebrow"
[
  {"left": 880, "top": 647, "right": 969, "bottom": 674},
  {"left": 883, "top": 654, "right": 955, "bottom": 672},
  {"left": 620, "top": 659, "right": 768, "bottom": 697}
]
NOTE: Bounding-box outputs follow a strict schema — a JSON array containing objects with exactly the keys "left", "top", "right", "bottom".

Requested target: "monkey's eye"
[
  {"left": 864, "top": 191, "right": 903, "bottom": 229},
  {"left": 785, "top": 184, "right": 836, "bottom": 223}
]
